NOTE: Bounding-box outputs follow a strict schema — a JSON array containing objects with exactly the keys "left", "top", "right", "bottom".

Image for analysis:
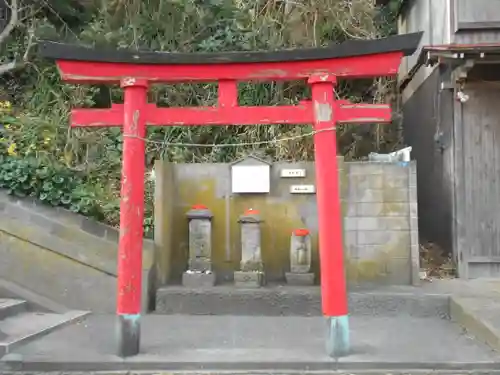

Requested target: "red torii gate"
[{"left": 40, "top": 32, "right": 421, "bottom": 358}]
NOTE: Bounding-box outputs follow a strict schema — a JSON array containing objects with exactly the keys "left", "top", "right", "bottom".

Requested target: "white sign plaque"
[
  {"left": 280, "top": 169, "right": 306, "bottom": 178},
  {"left": 290, "top": 184, "right": 316, "bottom": 194},
  {"left": 231, "top": 164, "right": 270, "bottom": 193}
]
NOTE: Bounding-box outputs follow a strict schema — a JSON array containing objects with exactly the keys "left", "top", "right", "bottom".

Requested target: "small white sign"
[
  {"left": 231, "top": 165, "right": 270, "bottom": 193},
  {"left": 290, "top": 185, "right": 316, "bottom": 194},
  {"left": 280, "top": 169, "right": 306, "bottom": 178}
]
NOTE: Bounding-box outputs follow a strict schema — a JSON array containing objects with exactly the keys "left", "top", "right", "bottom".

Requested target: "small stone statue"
[{"left": 286, "top": 228, "right": 314, "bottom": 285}]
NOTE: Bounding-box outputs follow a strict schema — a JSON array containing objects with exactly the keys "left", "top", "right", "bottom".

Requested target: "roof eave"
[{"left": 398, "top": 43, "right": 500, "bottom": 92}]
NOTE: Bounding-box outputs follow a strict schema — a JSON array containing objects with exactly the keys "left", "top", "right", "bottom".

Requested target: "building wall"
[
  {"left": 154, "top": 159, "right": 419, "bottom": 286},
  {"left": 431, "top": 0, "right": 452, "bottom": 45},
  {"left": 398, "top": 0, "right": 500, "bottom": 56},
  {"left": 402, "top": 65, "right": 500, "bottom": 279},
  {"left": 401, "top": 66, "right": 455, "bottom": 257},
  {"left": 451, "top": 0, "right": 500, "bottom": 44},
  {"left": 398, "top": 0, "right": 451, "bottom": 103},
  {"left": 397, "top": 0, "right": 500, "bottom": 102},
  {"left": 399, "top": 0, "right": 430, "bottom": 73},
  {"left": 455, "top": 82, "right": 500, "bottom": 278},
  {"left": 397, "top": 0, "right": 451, "bottom": 85},
  {"left": 398, "top": 0, "right": 500, "bottom": 278}
]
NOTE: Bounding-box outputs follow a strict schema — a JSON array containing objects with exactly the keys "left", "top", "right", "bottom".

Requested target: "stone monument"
[
  {"left": 285, "top": 228, "right": 315, "bottom": 285},
  {"left": 234, "top": 208, "right": 264, "bottom": 287},
  {"left": 182, "top": 204, "right": 216, "bottom": 287}
]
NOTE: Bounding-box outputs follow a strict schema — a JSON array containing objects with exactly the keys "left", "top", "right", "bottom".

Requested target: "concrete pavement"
[
  {"left": 2, "top": 279, "right": 500, "bottom": 373},
  {"left": 1, "top": 314, "right": 499, "bottom": 372}
]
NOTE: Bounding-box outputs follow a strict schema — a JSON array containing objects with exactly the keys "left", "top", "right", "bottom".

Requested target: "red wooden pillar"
[
  {"left": 309, "top": 75, "right": 349, "bottom": 357},
  {"left": 116, "top": 78, "right": 148, "bottom": 357}
]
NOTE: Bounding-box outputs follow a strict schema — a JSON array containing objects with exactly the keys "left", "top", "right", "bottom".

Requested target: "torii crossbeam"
[{"left": 40, "top": 31, "right": 422, "bottom": 358}]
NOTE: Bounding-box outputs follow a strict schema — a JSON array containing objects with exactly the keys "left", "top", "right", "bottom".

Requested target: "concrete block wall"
[
  {"left": 0, "top": 192, "right": 155, "bottom": 312},
  {"left": 343, "top": 162, "right": 419, "bottom": 285}
]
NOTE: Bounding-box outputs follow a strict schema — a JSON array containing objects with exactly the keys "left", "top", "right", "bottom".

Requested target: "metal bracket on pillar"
[
  {"left": 449, "top": 60, "right": 475, "bottom": 104},
  {"left": 453, "top": 59, "right": 475, "bottom": 85},
  {"left": 121, "top": 77, "right": 149, "bottom": 89},
  {"left": 440, "top": 81, "right": 455, "bottom": 91},
  {"left": 308, "top": 73, "right": 337, "bottom": 86}
]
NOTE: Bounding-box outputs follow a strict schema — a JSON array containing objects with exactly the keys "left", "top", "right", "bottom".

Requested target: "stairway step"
[
  {"left": 0, "top": 299, "right": 27, "bottom": 320},
  {"left": 0, "top": 310, "right": 89, "bottom": 357},
  {"left": 0, "top": 278, "right": 69, "bottom": 313}
]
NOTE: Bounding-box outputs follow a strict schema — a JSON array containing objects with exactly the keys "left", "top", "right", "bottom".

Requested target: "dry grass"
[{"left": 420, "top": 241, "right": 456, "bottom": 280}]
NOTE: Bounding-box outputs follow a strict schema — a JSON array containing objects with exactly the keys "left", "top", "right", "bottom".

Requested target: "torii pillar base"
[
  {"left": 116, "top": 315, "right": 140, "bottom": 357},
  {"left": 326, "top": 316, "right": 350, "bottom": 357}
]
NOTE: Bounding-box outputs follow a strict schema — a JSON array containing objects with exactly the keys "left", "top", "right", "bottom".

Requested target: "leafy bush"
[
  {"left": 0, "top": 150, "right": 155, "bottom": 237},
  {"left": 0, "top": 154, "right": 95, "bottom": 214}
]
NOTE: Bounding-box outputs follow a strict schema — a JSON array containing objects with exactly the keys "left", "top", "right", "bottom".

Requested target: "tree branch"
[
  {"left": 0, "top": 0, "right": 37, "bottom": 75},
  {"left": 0, "top": 60, "right": 15, "bottom": 74},
  {"left": 0, "top": 0, "right": 18, "bottom": 74},
  {"left": 0, "top": 0, "right": 18, "bottom": 45}
]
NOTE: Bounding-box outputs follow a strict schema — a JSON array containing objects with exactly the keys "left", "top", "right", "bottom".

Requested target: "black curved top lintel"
[{"left": 39, "top": 32, "right": 423, "bottom": 65}]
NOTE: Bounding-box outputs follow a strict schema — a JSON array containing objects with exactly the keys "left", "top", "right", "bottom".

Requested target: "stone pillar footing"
[
  {"left": 285, "top": 272, "right": 315, "bottom": 286},
  {"left": 116, "top": 314, "right": 140, "bottom": 357},
  {"left": 182, "top": 271, "right": 216, "bottom": 288},
  {"left": 234, "top": 271, "right": 265, "bottom": 288}
]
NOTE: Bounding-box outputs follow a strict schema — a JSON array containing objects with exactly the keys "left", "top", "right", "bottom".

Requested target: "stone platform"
[{"left": 155, "top": 284, "right": 450, "bottom": 317}]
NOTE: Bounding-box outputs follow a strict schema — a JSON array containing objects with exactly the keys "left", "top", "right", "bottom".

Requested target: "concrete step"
[
  {"left": 450, "top": 296, "right": 500, "bottom": 353},
  {"left": 0, "top": 310, "right": 89, "bottom": 357},
  {"left": 0, "top": 278, "right": 71, "bottom": 313},
  {"left": 155, "top": 285, "right": 451, "bottom": 318},
  {"left": 0, "top": 299, "right": 27, "bottom": 321}
]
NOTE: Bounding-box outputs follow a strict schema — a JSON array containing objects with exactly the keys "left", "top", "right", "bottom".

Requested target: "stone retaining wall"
[{"left": 0, "top": 192, "right": 155, "bottom": 313}]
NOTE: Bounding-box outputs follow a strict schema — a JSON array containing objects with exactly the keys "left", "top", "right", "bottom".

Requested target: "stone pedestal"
[
  {"left": 182, "top": 270, "right": 216, "bottom": 288},
  {"left": 285, "top": 228, "right": 314, "bottom": 285},
  {"left": 183, "top": 205, "right": 216, "bottom": 287},
  {"left": 235, "top": 209, "right": 264, "bottom": 287}
]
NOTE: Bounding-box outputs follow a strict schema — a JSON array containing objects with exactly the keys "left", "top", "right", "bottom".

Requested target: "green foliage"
[
  {"left": 0, "top": 0, "right": 399, "bottom": 238},
  {"left": 0, "top": 155, "right": 91, "bottom": 212}
]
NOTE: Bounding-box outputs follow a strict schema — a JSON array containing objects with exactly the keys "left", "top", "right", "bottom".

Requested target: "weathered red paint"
[
  {"left": 309, "top": 75, "right": 348, "bottom": 317},
  {"left": 293, "top": 228, "right": 310, "bottom": 237},
  {"left": 71, "top": 101, "right": 391, "bottom": 127},
  {"left": 116, "top": 78, "right": 148, "bottom": 315},
  {"left": 55, "top": 52, "right": 404, "bottom": 84},
  {"left": 192, "top": 204, "right": 208, "bottom": 210}
]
